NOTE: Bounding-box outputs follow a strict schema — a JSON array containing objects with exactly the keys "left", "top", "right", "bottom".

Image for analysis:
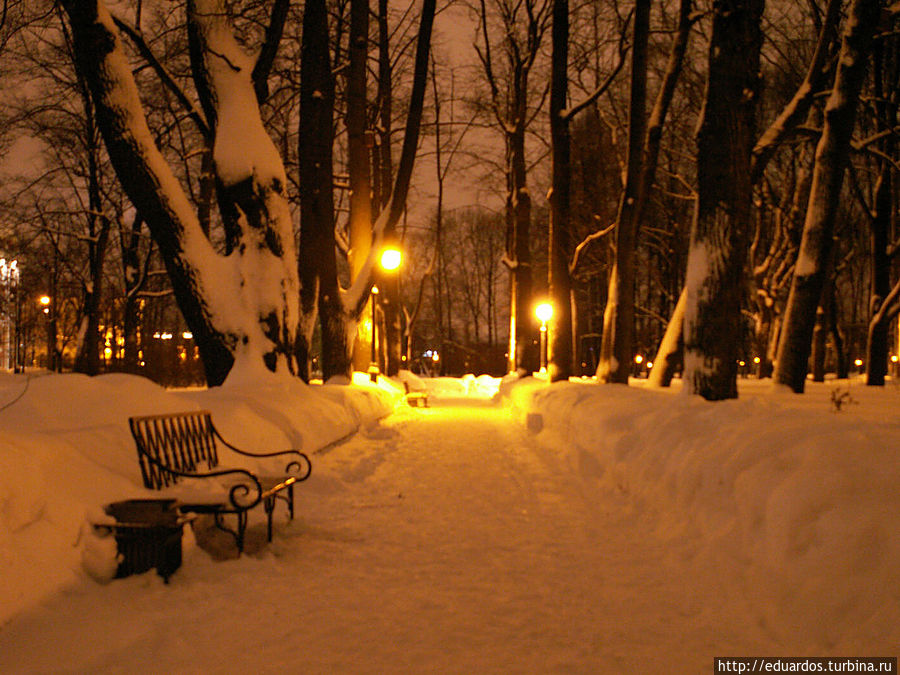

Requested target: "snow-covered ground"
[{"left": 0, "top": 370, "right": 897, "bottom": 672}]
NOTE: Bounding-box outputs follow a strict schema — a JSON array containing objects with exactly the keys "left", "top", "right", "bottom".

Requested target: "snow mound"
[
  {"left": 420, "top": 374, "right": 502, "bottom": 399},
  {"left": 503, "top": 378, "right": 900, "bottom": 648},
  {"left": 0, "top": 371, "right": 393, "bottom": 626}
]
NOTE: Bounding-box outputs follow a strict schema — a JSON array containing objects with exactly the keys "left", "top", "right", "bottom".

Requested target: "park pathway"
[{"left": 0, "top": 397, "right": 776, "bottom": 674}]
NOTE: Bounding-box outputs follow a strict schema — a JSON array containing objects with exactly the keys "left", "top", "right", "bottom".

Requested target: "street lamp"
[
  {"left": 369, "top": 245, "right": 403, "bottom": 381},
  {"left": 380, "top": 246, "right": 402, "bottom": 272},
  {"left": 369, "top": 285, "right": 380, "bottom": 382},
  {"left": 535, "top": 302, "right": 553, "bottom": 373},
  {"left": 39, "top": 296, "right": 51, "bottom": 370}
]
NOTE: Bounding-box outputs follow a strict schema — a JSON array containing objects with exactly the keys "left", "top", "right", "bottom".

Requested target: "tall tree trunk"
[
  {"left": 648, "top": 286, "right": 685, "bottom": 387},
  {"left": 73, "top": 68, "right": 109, "bottom": 375},
  {"left": 346, "top": 0, "right": 374, "bottom": 374},
  {"left": 865, "top": 36, "right": 896, "bottom": 387},
  {"left": 597, "top": 0, "right": 650, "bottom": 384},
  {"left": 597, "top": 0, "right": 692, "bottom": 384},
  {"left": 683, "top": 0, "right": 764, "bottom": 400},
  {"left": 866, "top": 164, "right": 892, "bottom": 385},
  {"left": 510, "top": 126, "right": 538, "bottom": 373},
  {"left": 376, "top": 0, "right": 403, "bottom": 378},
  {"left": 774, "top": 0, "right": 880, "bottom": 392},
  {"left": 298, "top": 0, "right": 341, "bottom": 381},
  {"left": 811, "top": 299, "right": 827, "bottom": 381},
  {"left": 548, "top": 0, "right": 572, "bottom": 382}
]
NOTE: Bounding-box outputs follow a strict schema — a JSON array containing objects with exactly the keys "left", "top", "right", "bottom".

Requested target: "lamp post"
[
  {"left": 535, "top": 302, "right": 553, "bottom": 374},
  {"left": 39, "top": 296, "right": 52, "bottom": 370},
  {"left": 369, "top": 285, "right": 380, "bottom": 382},
  {"left": 373, "top": 245, "right": 402, "bottom": 380}
]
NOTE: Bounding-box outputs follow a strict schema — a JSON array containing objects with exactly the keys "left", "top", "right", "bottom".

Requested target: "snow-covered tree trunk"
[
  {"left": 774, "top": 0, "right": 881, "bottom": 393},
  {"left": 683, "top": 0, "right": 763, "bottom": 400},
  {"left": 648, "top": 286, "right": 685, "bottom": 387},
  {"left": 62, "top": 0, "right": 301, "bottom": 385}
]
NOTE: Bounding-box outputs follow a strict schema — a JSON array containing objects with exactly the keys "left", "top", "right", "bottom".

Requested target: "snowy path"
[{"left": 0, "top": 398, "right": 778, "bottom": 673}]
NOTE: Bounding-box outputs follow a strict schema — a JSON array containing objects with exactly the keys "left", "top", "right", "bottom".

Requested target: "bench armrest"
[
  {"left": 135, "top": 447, "right": 264, "bottom": 510},
  {"left": 212, "top": 427, "right": 312, "bottom": 482}
]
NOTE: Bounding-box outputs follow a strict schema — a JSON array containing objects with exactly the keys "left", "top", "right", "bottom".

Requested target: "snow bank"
[
  {"left": 0, "top": 371, "right": 395, "bottom": 626},
  {"left": 503, "top": 377, "right": 900, "bottom": 649},
  {"left": 419, "top": 374, "right": 501, "bottom": 399}
]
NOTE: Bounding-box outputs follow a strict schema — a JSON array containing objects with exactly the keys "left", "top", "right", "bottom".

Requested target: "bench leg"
[
  {"left": 264, "top": 496, "right": 275, "bottom": 542},
  {"left": 213, "top": 511, "right": 248, "bottom": 554},
  {"left": 288, "top": 483, "right": 294, "bottom": 521}
]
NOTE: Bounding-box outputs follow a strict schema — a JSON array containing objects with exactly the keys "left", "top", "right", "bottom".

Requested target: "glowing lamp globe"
[
  {"left": 380, "top": 247, "right": 402, "bottom": 271},
  {"left": 535, "top": 302, "right": 553, "bottom": 324}
]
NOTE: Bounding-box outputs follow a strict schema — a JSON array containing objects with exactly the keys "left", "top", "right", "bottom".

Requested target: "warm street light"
[
  {"left": 370, "top": 246, "right": 403, "bottom": 381},
  {"left": 535, "top": 302, "right": 553, "bottom": 324},
  {"left": 380, "top": 246, "right": 402, "bottom": 271},
  {"left": 535, "top": 302, "right": 553, "bottom": 373}
]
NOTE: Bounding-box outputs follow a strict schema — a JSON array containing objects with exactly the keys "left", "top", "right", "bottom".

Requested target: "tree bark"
[
  {"left": 865, "top": 36, "right": 896, "bottom": 387},
  {"left": 346, "top": 0, "right": 374, "bottom": 374},
  {"left": 648, "top": 287, "right": 685, "bottom": 387},
  {"left": 774, "top": 0, "right": 881, "bottom": 392},
  {"left": 548, "top": 0, "right": 572, "bottom": 382},
  {"left": 298, "top": 0, "right": 341, "bottom": 381},
  {"left": 683, "top": 0, "right": 764, "bottom": 400},
  {"left": 597, "top": 0, "right": 650, "bottom": 385}
]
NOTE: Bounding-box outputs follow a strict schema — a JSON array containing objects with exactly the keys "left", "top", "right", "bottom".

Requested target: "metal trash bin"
[{"left": 101, "top": 499, "right": 187, "bottom": 582}]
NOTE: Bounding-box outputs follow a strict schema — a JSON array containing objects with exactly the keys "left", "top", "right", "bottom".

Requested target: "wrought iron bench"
[{"left": 128, "top": 411, "right": 311, "bottom": 553}]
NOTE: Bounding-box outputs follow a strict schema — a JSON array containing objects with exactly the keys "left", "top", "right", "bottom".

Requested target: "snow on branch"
[
  {"left": 751, "top": 0, "right": 840, "bottom": 183},
  {"left": 191, "top": 0, "right": 287, "bottom": 191},
  {"left": 570, "top": 221, "right": 615, "bottom": 275}
]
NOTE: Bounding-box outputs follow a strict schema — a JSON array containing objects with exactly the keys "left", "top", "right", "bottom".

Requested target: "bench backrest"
[{"left": 128, "top": 411, "right": 220, "bottom": 489}]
